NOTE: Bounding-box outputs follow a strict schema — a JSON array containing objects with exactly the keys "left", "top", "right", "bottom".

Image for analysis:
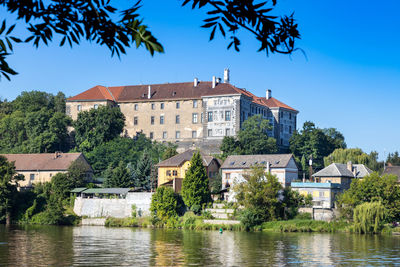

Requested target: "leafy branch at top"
[
  {"left": 182, "top": 0, "right": 301, "bottom": 54},
  {"left": 0, "top": 0, "right": 164, "bottom": 81}
]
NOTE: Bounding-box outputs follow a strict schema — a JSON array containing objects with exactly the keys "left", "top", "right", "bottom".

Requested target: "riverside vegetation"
[{"left": 1, "top": 91, "right": 400, "bottom": 235}]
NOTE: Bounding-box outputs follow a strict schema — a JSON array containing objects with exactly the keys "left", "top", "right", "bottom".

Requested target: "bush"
[
  {"left": 294, "top": 212, "right": 312, "bottom": 220},
  {"left": 150, "top": 187, "right": 184, "bottom": 224},
  {"left": 239, "top": 208, "right": 265, "bottom": 230}
]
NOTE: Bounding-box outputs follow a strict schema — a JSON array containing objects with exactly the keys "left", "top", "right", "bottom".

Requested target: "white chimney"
[
  {"left": 266, "top": 89, "right": 272, "bottom": 99},
  {"left": 224, "top": 68, "right": 230, "bottom": 83},
  {"left": 212, "top": 76, "right": 216, "bottom": 88},
  {"left": 194, "top": 77, "right": 199, "bottom": 87},
  {"left": 148, "top": 85, "right": 151, "bottom": 99}
]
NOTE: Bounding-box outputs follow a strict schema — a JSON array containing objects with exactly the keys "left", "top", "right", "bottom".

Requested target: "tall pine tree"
[
  {"left": 181, "top": 151, "right": 211, "bottom": 212},
  {"left": 103, "top": 161, "right": 132, "bottom": 188},
  {"left": 133, "top": 152, "right": 153, "bottom": 190}
]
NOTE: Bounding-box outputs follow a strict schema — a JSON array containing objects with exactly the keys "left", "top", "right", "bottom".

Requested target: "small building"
[
  {"left": 312, "top": 161, "right": 372, "bottom": 191},
  {"left": 1, "top": 152, "right": 93, "bottom": 187},
  {"left": 155, "top": 150, "right": 221, "bottom": 192},
  {"left": 383, "top": 164, "right": 400, "bottom": 182},
  {"left": 291, "top": 182, "right": 341, "bottom": 209},
  {"left": 220, "top": 154, "right": 298, "bottom": 189}
]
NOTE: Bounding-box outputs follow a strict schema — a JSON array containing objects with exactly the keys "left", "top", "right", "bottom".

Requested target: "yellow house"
[{"left": 156, "top": 150, "right": 221, "bottom": 192}]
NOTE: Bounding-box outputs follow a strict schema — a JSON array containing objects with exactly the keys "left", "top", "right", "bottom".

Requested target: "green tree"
[
  {"left": 234, "top": 165, "right": 283, "bottom": 228},
  {"left": 337, "top": 173, "right": 400, "bottom": 222},
  {"left": 0, "top": 155, "right": 23, "bottom": 223},
  {"left": 387, "top": 151, "right": 400, "bottom": 166},
  {"left": 181, "top": 151, "right": 211, "bottom": 212},
  {"left": 162, "top": 144, "right": 178, "bottom": 160},
  {"left": 132, "top": 152, "right": 153, "bottom": 190},
  {"left": 353, "top": 202, "right": 385, "bottom": 234},
  {"left": 0, "top": 1, "right": 299, "bottom": 80},
  {"left": 290, "top": 121, "right": 346, "bottom": 171},
  {"left": 73, "top": 105, "right": 125, "bottom": 151},
  {"left": 221, "top": 115, "right": 277, "bottom": 157},
  {"left": 103, "top": 161, "right": 132, "bottom": 188},
  {"left": 67, "top": 160, "right": 90, "bottom": 188},
  {"left": 85, "top": 135, "right": 168, "bottom": 176},
  {"left": 150, "top": 186, "right": 183, "bottom": 223},
  {"left": 324, "top": 148, "right": 382, "bottom": 172}
]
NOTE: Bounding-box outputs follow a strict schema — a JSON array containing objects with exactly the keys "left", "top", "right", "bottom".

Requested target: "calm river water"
[{"left": 0, "top": 225, "right": 400, "bottom": 266}]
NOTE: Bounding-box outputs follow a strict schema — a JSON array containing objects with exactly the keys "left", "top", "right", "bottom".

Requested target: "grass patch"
[{"left": 262, "top": 219, "right": 349, "bottom": 233}]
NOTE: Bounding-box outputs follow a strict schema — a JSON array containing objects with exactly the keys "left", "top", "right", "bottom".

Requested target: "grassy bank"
[{"left": 262, "top": 219, "right": 350, "bottom": 233}]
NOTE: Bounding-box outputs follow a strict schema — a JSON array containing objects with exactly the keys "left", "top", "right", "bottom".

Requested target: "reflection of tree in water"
[
  {"left": 149, "top": 229, "right": 185, "bottom": 266},
  {"left": 2, "top": 225, "right": 74, "bottom": 267}
]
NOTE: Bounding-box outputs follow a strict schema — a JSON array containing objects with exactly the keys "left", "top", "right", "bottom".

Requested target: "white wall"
[{"left": 74, "top": 192, "right": 153, "bottom": 218}]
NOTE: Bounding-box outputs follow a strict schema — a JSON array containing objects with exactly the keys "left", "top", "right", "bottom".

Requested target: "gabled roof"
[
  {"left": 383, "top": 166, "right": 400, "bottom": 180},
  {"left": 156, "top": 149, "right": 216, "bottom": 167},
  {"left": 221, "top": 154, "right": 295, "bottom": 169},
  {"left": 0, "top": 153, "right": 89, "bottom": 171},
  {"left": 313, "top": 163, "right": 372, "bottom": 178},
  {"left": 67, "top": 82, "right": 297, "bottom": 111}
]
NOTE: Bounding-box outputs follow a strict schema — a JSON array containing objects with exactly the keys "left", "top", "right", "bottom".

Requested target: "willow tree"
[{"left": 353, "top": 202, "right": 385, "bottom": 234}]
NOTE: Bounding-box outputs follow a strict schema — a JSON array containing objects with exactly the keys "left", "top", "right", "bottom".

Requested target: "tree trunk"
[{"left": 5, "top": 211, "right": 10, "bottom": 225}]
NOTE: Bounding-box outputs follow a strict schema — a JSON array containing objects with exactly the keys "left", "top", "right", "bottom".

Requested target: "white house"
[{"left": 220, "top": 154, "right": 298, "bottom": 201}]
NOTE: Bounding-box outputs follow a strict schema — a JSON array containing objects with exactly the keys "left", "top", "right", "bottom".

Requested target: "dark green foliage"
[
  {"left": 221, "top": 115, "right": 277, "bottom": 157},
  {"left": 161, "top": 144, "right": 178, "bottom": 160},
  {"left": 324, "top": 148, "right": 383, "bottom": 172},
  {"left": 0, "top": 156, "right": 23, "bottom": 223},
  {"left": 183, "top": 0, "right": 300, "bottom": 55},
  {"left": 387, "top": 151, "right": 400, "bottom": 166},
  {"left": 353, "top": 202, "right": 385, "bottom": 234},
  {"left": 0, "top": 91, "right": 71, "bottom": 153},
  {"left": 181, "top": 152, "right": 212, "bottom": 212},
  {"left": 130, "top": 152, "right": 153, "bottom": 190},
  {"left": 85, "top": 134, "right": 167, "bottom": 176},
  {"left": 337, "top": 173, "right": 400, "bottom": 222},
  {"left": 0, "top": 1, "right": 163, "bottom": 80},
  {"left": 209, "top": 173, "right": 222, "bottom": 194},
  {"left": 103, "top": 161, "right": 132, "bottom": 188},
  {"left": 150, "top": 187, "right": 183, "bottom": 223},
  {"left": 235, "top": 165, "right": 306, "bottom": 229},
  {"left": 290, "top": 121, "right": 346, "bottom": 171},
  {"left": 73, "top": 105, "right": 125, "bottom": 152},
  {"left": 67, "top": 160, "right": 90, "bottom": 188}
]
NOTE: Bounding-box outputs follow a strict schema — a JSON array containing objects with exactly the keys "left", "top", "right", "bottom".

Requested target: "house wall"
[
  {"left": 119, "top": 99, "right": 204, "bottom": 142},
  {"left": 73, "top": 192, "right": 153, "bottom": 218},
  {"left": 158, "top": 159, "right": 220, "bottom": 186},
  {"left": 66, "top": 100, "right": 114, "bottom": 120},
  {"left": 18, "top": 170, "right": 68, "bottom": 187},
  {"left": 319, "top": 177, "right": 353, "bottom": 191},
  {"left": 292, "top": 187, "right": 338, "bottom": 209}
]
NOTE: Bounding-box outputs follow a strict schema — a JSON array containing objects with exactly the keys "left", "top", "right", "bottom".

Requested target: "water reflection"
[{"left": 0, "top": 225, "right": 400, "bottom": 266}]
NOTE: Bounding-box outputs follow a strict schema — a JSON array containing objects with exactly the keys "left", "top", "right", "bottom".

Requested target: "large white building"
[{"left": 67, "top": 70, "right": 298, "bottom": 153}]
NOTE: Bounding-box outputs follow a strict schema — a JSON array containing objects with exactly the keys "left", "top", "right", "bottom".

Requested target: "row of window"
[
  {"left": 134, "top": 100, "right": 199, "bottom": 111},
  {"left": 76, "top": 104, "right": 99, "bottom": 111},
  {"left": 148, "top": 128, "right": 231, "bottom": 140},
  {"left": 149, "top": 130, "right": 199, "bottom": 140},
  {"left": 133, "top": 111, "right": 232, "bottom": 126},
  {"left": 166, "top": 170, "right": 178, "bottom": 177}
]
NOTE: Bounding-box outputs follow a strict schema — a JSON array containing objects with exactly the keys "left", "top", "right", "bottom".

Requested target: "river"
[{"left": 0, "top": 225, "right": 399, "bottom": 266}]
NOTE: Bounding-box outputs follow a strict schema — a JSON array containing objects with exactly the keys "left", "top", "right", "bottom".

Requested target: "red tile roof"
[
  {"left": 67, "top": 82, "right": 297, "bottom": 111},
  {"left": 0, "top": 153, "right": 90, "bottom": 171}
]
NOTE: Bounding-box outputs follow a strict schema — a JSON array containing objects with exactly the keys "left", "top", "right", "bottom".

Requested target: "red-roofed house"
[{"left": 67, "top": 70, "right": 298, "bottom": 152}]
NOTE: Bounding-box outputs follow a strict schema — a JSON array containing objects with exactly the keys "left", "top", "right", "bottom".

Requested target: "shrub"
[
  {"left": 150, "top": 187, "right": 183, "bottom": 224},
  {"left": 239, "top": 208, "right": 265, "bottom": 230}
]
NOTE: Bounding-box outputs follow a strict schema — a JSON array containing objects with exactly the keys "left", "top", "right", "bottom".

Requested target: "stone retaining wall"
[{"left": 74, "top": 192, "right": 153, "bottom": 218}]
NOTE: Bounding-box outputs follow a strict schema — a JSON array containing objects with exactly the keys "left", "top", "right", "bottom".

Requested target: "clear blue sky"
[{"left": 0, "top": 0, "right": 399, "bottom": 160}]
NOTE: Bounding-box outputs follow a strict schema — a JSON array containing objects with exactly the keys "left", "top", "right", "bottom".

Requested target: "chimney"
[
  {"left": 224, "top": 68, "right": 230, "bottom": 83},
  {"left": 148, "top": 86, "right": 151, "bottom": 99},
  {"left": 347, "top": 161, "right": 353, "bottom": 172},
  {"left": 212, "top": 76, "right": 217, "bottom": 88},
  {"left": 266, "top": 161, "right": 270, "bottom": 173},
  {"left": 266, "top": 89, "right": 272, "bottom": 99},
  {"left": 194, "top": 77, "right": 199, "bottom": 87}
]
